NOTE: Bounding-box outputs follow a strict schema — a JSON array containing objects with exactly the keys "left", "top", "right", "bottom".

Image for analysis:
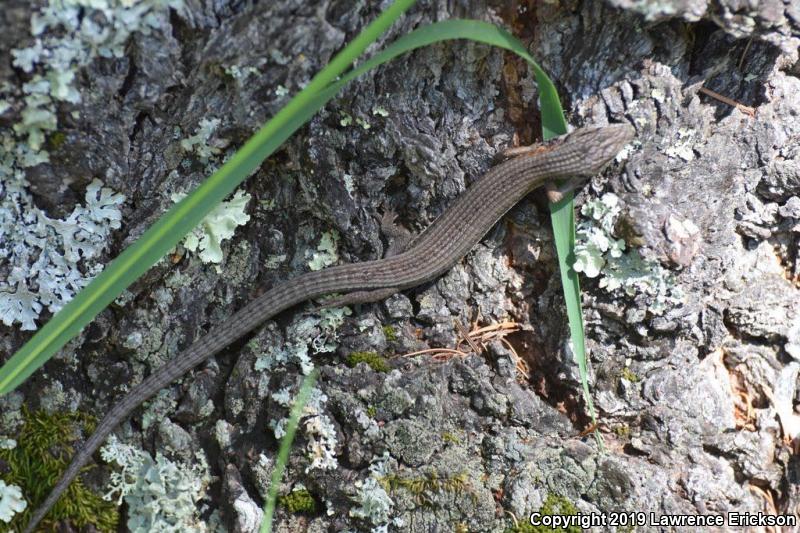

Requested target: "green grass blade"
[
  {"left": 260, "top": 370, "right": 318, "bottom": 533},
  {"left": 539, "top": 100, "right": 597, "bottom": 435},
  {"left": 0, "top": 0, "right": 417, "bottom": 393},
  {"left": 549, "top": 195, "right": 598, "bottom": 430}
]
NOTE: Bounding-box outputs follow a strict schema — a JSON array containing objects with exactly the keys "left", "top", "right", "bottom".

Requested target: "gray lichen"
[
  {"left": 0, "top": 174, "right": 125, "bottom": 330},
  {"left": 0, "top": 478, "right": 26, "bottom": 524},
  {"left": 575, "top": 192, "right": 684, "bottom": 317},
  {"left": 100, "top": 435, "right": 212, "bottom": 532}
]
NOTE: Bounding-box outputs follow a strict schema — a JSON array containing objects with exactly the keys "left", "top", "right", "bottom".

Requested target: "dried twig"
[
  {"left": 698, "top": 86, "right": 756, "bottom": 118},
  {"left": 399, "top": 320, "right": 529, "bottom": 379}
]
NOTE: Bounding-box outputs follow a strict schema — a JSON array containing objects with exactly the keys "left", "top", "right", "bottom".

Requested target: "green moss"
[
  {"left": 378, "top": 471, "right": 476, "bottom": 506},
  {"left": 345, "top": 351, "right": 390, "bottom": 373},
  {"left": 382, "top": 325, "right": 398, "bottom": 342},
  {"left": 620, "top": 367, "right": 640, "bottom": 383},
  {"left": 366, "top": 405, "right": 378, "bottom": 418},
  {"left": 441, "top": 431, "right": 461, "bottom": 444},
  {"left": 46, "top": 131, "right": 67, "bottom": 150},
  {"left": 205, "top": 61, "right": 229, "bottom": 79},
  {"left": 506, "top": 493, "right": 581, "bottom": 533},
  {"left": 0, "top": 408, "right": 118, "bottom": 531},
  {"left": 278, "top": 488, "right": 318, "bottom": 514},
  {"left": 613, "top": 424, "right": 631, "bottom": 438}
]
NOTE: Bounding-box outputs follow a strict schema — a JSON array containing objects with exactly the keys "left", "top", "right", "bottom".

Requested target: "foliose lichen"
[
  {"left": 269, "top": 386, "right": 339, "bottom": 473},
  {"left": 0, "top": 478, "right": 27, "bottom": 524},
  {"left": 9, "top": 0, "right": 185, "bottom": 159},
  {"left": 349, "top": 452, "right": 404, "bottom": 532},
  {"left": 307, "top": 230, "right": 341, "bottom": 271},
  {"left": 172, "top": 188, "right": 252, "bottom": 264},
  {"left": 100, "top": 435, "right": 212, "bottom": 532},
  {"left": 180, "top": 117, "right": 225, "bottom": 164},
  {"left": 350, "top": 477, "right": 395, "bottom": 526},
  {"left": 573, "top": 193, "right": 683, "bottom": 316},
  {"left": 2, "top": 0, "right": 187, "bottom": 331},
  {"left": 0, "top": 173, "right": 125, "bottom": 330}
]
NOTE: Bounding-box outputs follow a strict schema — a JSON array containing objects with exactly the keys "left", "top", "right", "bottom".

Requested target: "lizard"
[{"left": 23, "top": 123, "right": 634, "bottom": 532}]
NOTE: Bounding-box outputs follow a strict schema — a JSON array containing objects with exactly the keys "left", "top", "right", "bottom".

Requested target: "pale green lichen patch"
[
  {"left": 172, "top": 189, "right": 251, "bottom": 264},
  {"left": 11, "top": 0, "right": 185, "bottom": 160},
  {"left": 222, "top": 64, "right": 260, "bottom": 82},
  {"left": 255, "top": 339, "right": 310, "bottom": 374},
  {"left": 141, "top": 389, "right": 178, "bottom": 432},
  {"left": 663, "top": 127, "right": 697, "bottom": 162},
  {"left": 0, "top": 479, "right": 27, "bottom": 524},
  {"left": 343, "top": 173, "right": 356, "bottom": 197},
  {"left": 252, "top": 304, "right": 353, "bottom": 476},
  {"left": 39, "top": 381, "right": 81, "bottom": 413},
  {"left": 269, "top": 386, "right": 339, "bottom": 472},
  {"left": 303, "top": 411, "right": 339, "bottom": 472},
  {"left": 315, "top": 307, "right": 351, "bottom": 352},
  {"left": 308, "top": 230, "right": 341, "bottom": 271},
  {"left": 100, "top": 435, "right": 212, "bottom": 532},
  {"left": 264, "top": 253, "right": 287, "bottom": 269},
  {"left": 180, "top": 117, "right": 225, "bottom": 164},
  {"left": 1, "top": 0, "right": 182, "bottom": 329},
  {"left": 0, "top": 174, "right": 126, "bottom": 330},
  {"left": 0, "top": 392, "right": 24, "bottom": 432},
  {"left": 573, "top": 193, "right": 625, "bottom": 278},
  {"left": 254, "top": 304, "right": 351, "bottom": 374},
  {"left": 574, "top": 193, "right": 682, "bottom": 316},
  {"left": 251, "top": 454, "right": 274, "bottom": 500},
  {"left": 350, "top": 477, "right": 395, "bottom": 526},
  {"left": 251, "top": 232, "right": 357, "bottom": 488},
  {"left": 214, "top": 419, "right": 234, "bottom": 449},
  {"left": 349, "top": 452, "right": 404, "bottom": 530}
]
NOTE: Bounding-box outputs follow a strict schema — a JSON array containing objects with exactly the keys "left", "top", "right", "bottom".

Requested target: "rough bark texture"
[{"left": 1, "top": 0, "right": 799, "bottom": 531}]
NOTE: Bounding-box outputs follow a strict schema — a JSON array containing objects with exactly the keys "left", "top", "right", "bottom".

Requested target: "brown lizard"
[{"left": 24, "top": 124, "right": 634, "bottom": 531}]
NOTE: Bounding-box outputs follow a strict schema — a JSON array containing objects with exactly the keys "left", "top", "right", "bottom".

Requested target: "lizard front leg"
[
  {"left": 545, "top": 177, "right": 587, "bottom": 203},
  {"left": 314, "top": 206, "right": 412, "bottom": 309}
]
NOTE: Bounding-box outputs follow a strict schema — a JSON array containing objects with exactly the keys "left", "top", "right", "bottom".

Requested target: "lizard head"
[{"left": 560, "top": 123, "right": 635, "bottom": 177}]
